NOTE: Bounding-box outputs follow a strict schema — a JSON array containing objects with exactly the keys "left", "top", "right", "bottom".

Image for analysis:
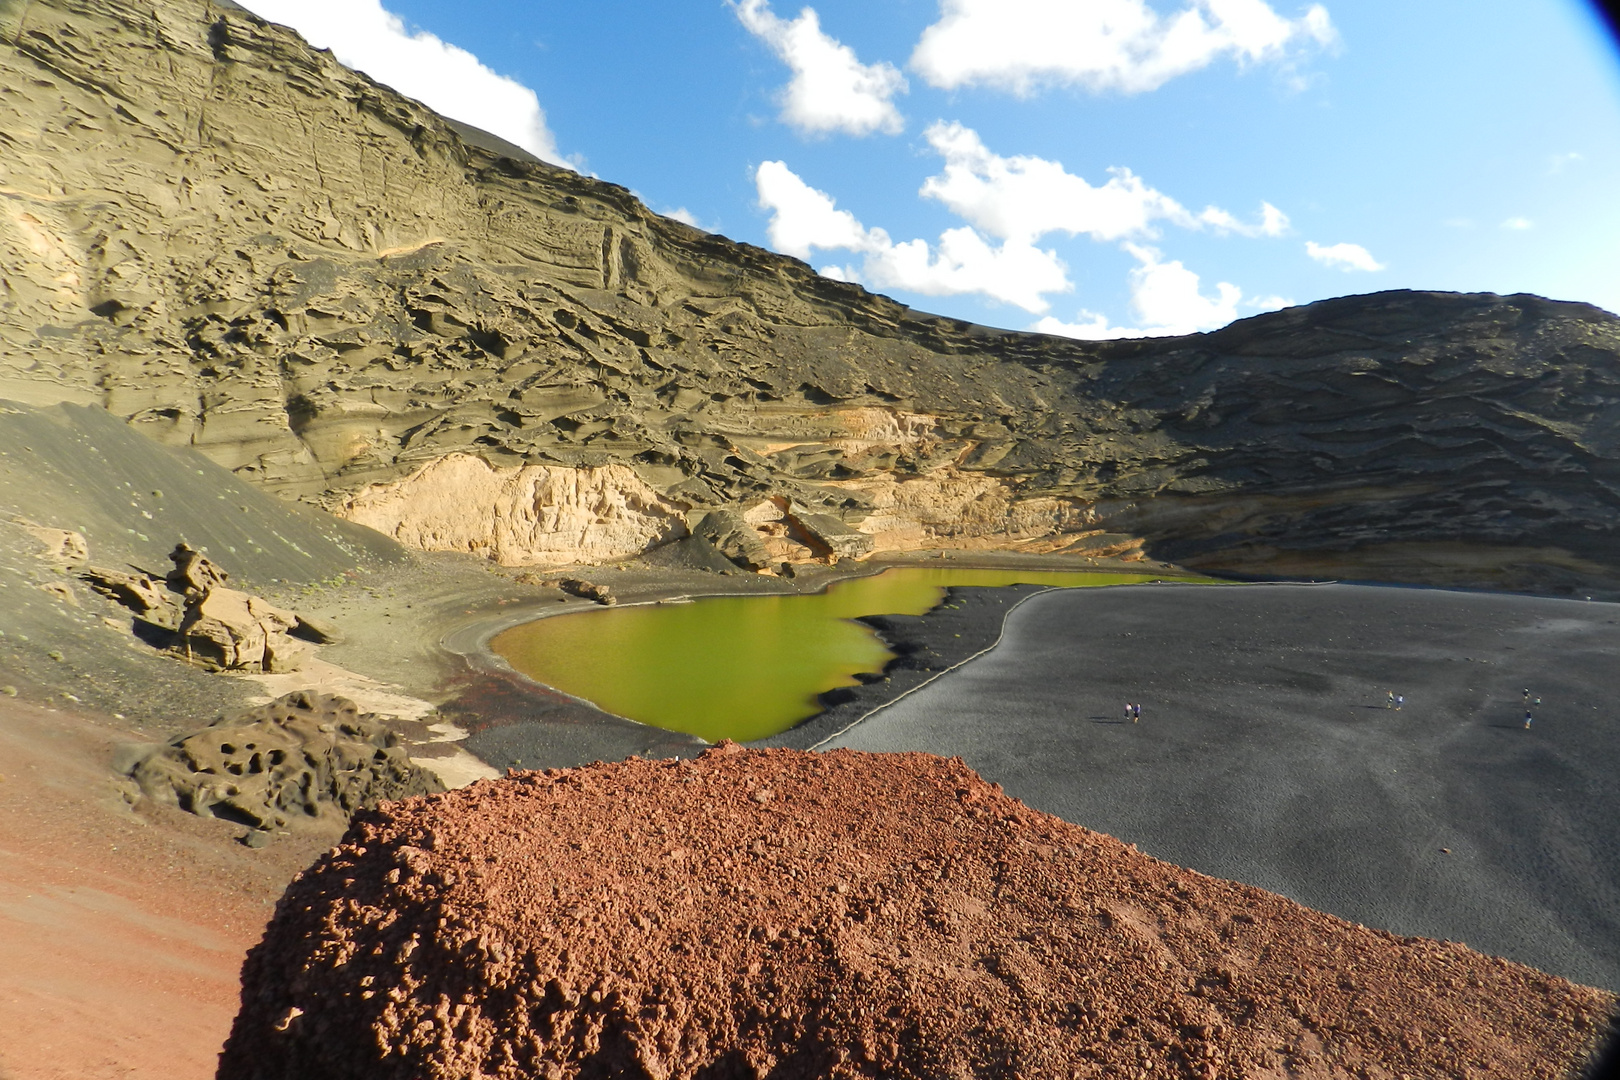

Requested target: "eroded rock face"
[
  {"left": 130, "top": 690, "right": 445, "bottom": 831},
  {"left": 338, "top": 454, "right": 687, "bottom": 566},
  {"left": 218, "top": 747, "right": 1611, "bottom": 1079},
  {"left": 2, "top": 0, "right": 1618, "bottom": 590}
]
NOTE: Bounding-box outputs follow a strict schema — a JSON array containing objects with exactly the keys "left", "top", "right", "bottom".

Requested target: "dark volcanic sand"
[
  {"left": 219, "top": 746, "right": 1611, "bottom": 1079},
  {"left": 824, "top": 583, "right": 1620, "bottom": 993}
]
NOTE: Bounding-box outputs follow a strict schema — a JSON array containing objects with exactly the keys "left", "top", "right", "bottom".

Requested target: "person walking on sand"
[
  {"left": 1524, "top": 709, "right": 1533, "bottom": 730},
  {"left": 1387, "top": 691, "right": 1396, "bottom": 709},
  {"left": 1132, "top": 702, "right": 1142, "bottom": 723},
  {"left": 1126, "top": 702, "right": 1135, "bottom": 724},
  {"left": 1395, "top": 695, "right": 1404, "bottom": 711}
]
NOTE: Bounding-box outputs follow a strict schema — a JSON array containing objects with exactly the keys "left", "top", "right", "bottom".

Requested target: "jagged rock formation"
[
  {"left": 83, "top": 542, "right": 329, "bottom": 671},
  {"left": 129, "top": 689, "right": 444, "bottom": 831},
  {"left": 338, "top": 454, "right": 687, "bottom": 566},
  {"left": 217, "top": 746, "right": 1612, "bottom": 1079},
  {"left": 2, "top": 0, "right": 1618, "bottom": 590}
]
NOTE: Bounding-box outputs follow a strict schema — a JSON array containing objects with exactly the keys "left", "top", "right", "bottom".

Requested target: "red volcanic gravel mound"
[{"left": 219, "top": 745, "right": 1612, "bottom": 1079}]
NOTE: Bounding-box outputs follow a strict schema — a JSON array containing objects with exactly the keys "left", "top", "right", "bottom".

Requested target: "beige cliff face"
[
  {"left": 827, "top": 468, "right": 1099, "bottom": 554},
  {"left": 1, "top": 0, "right": 1617, "bottom": 591},
  {"left": 339, "top": 454, "right": 687, "bottom": 566}
]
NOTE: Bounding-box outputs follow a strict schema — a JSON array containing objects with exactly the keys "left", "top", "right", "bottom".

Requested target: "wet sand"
[{"left": 822, "top": 582, "right": 1620, "bottom": 992}]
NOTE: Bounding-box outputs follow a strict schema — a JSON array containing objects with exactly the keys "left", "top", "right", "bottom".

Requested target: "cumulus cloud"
[
  {"left": 756, "top": 127, "right": 1290, "bottom": 316},
  {"left": 1500, "top": 217, "right": 1533, "bottom": 231},
  {"left": 911, "top": 0, "right": 1337, "bottom": 96},
  {"left": 240, "top": 0, "right": 565, "bottom": 164},
  {"left": 755, "top": 161, "right": 1068, "bottom": 311},
  {"left": 734, "top": 0, "right": 907, "bottom": 137},
  {"left": 755, "top": 160, "right": 880, "bottom": 258},
  {"left": 918, "top": 122, "right": 1287, "bottom": 243},
  {"left": 1305, "top": 240, "right": 1384, "bottom": 272},
  {"left": 1033, "top": 243, "right": 1243, "bottom": 338}
]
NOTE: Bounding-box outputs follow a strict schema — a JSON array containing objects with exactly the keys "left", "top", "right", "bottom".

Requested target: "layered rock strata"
[
  {"left": 1, "top": 0, "right": 1617, "bottom": 589},
  {"left": 218, "top": 746, "right": 1612, "bottom": 1079}
]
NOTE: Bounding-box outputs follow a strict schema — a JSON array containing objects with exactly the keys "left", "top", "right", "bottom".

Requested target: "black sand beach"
[{"left": 820, "top": 582, "right": 1620, "bottom": 992}]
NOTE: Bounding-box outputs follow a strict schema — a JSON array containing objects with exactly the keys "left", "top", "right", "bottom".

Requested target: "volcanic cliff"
[{"left": 3, "top": 0, "right": 1619, "bottom": 592}]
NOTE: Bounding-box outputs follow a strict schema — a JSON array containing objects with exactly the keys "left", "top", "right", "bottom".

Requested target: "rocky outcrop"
[
  {"left": 129, "top": 690, "right": 444, "bottom": 832},
  {"left": 2, "top": 0, "right": 1618, "bottom": 592},
  {"left": 338, "top": 454, "right": 687, "bottom": 566},
  {"left": 84, "top": 543, "right": 328, "bottom": 671},
  {"left": 217, "top": 746, "right": 1612, "bottom": 1079}
]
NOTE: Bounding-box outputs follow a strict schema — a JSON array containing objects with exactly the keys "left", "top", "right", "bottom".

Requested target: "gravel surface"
[
  {"left": 825, "top": 582, "right": 1620, "bottom": 993},
  {"left": 218, "top": 745, "right": 1611, "bottom": 1079}
]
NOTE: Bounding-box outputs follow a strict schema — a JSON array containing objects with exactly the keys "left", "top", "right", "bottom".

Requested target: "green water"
[{"left": 492, "top": 567, "right": 1190, "bottom": 743}]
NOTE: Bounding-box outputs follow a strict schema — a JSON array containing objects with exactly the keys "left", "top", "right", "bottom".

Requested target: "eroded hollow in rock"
[
  {"left": 129, "top": 690, "right": 444, "bottom": 831},
  {"left": 218, "top": 745, "right": 1611, "bottom": 1079}
]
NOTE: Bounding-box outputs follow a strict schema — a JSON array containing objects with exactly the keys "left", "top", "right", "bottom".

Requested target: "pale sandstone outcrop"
[
  {"left": 828, "top": 468, "right": 1102, "bottom": 554},
  {"left": 178, "top": 587, "right": 308, "bottom": 673},
  {"left": 17, "top": 521, "right": 89, "bottom": 563},
  {"left": 338, "top": 454, "right": 688, "bottom": 566}
]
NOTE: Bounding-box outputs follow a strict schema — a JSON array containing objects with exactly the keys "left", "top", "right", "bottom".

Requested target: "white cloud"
[
  {"left": 656, "top": 206, "right": 719, "bottom": 233},
  {"left": 1547, "top": 151, "right": 1584, "bottom": 174},
  {"left": 911, "top": 0, "right": 1337, "bottom": 96},
  {"left": 1034, "top": 243, "right": 1242, "bottom": 338},
  {"left": 239, "top": 0, "right": 565, "bottom": 164},
  {"left": 757, "top": 127, "right": 1289, "bottom": 317},
  {"left": 734, "top": 0, "right": 907, "bottom": 137},
  {"left": 1305, "top": 239, "right": 1384, "bottom": 272},
  {"left": 917, "top": 122, "right": 1286, "bottom": 244},
  {"left": 755, "top": 161, "right": 1068, "bottom": 311},
  {"left": 755, "top": 160, "right": 880, "bottom": 258},
  {"left": 861, "top": 229, "right": 1071, "bottom": 312},
  {"left": 1500, "top": 217, "right": 1533, "bottom": 231}
]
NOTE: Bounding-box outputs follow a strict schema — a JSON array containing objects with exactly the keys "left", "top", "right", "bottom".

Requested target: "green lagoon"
[{"left": 492, "top": 567, "right": 1194, "bottom": 742}]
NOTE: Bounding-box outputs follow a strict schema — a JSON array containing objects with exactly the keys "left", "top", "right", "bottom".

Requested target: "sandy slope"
[{"left": 0, "top": 697, "right": 342, "bottom": 1080}]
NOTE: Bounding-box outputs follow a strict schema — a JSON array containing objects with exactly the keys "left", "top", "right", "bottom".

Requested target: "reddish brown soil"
[
  {"left": 0, "top": 698, "right": 342, "bottom": 1080},
  {"left": 221, "top": 744, "right": 1612, "bottom": 1079}
]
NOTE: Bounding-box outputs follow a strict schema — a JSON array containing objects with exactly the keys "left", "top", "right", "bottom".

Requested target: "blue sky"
[{"left": 240, "top": 0, "right": 1620, "bottom": 336}]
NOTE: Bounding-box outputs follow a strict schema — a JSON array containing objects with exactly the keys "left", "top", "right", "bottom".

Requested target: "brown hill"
[
  {"left": 2, "top": 0, "right": 1618, "bottom": 593},
  {"left": 218, "top": 746, "right": 1613, "bottom": 1079}
]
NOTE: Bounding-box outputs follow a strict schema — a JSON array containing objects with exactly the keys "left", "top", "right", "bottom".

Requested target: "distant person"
[
  {"left": 1395, "top": 695, "right": 1404, "bottom": 711},
  {"left": 1132, "top": 703, "right": 1141, "bottom": 723},
  {"left": 1524, "top": 688, "right": 1531, "bottom": 706},
  {"left": 1126, "top": 702, "right": 1135, "bottom": 724},
  {"left": 1387, "top": 691, "right": 1395, "bottom": 709},
  {"left": 1525, "top": 709, "right": 1533, "bottom": 730}
]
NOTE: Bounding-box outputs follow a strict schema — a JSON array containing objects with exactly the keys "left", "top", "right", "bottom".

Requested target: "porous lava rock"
[
  {"left": 219, "top": 746, "right": 1611, "bottom": 1079},
  {"left": 130, "top": 690, "right": 444, "bottom": 831}
]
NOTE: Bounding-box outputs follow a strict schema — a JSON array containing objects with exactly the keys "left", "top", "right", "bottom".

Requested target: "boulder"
[
  {"left": 691, "top": 509, "right": 775, "bottom": 572},
  {"left": 176, "top": 587, "right": 303, "bottom": 671},
  {"left": 166, "top": 542, "right": 230, "bottom": 598},
  {"left": 80, "top": 565, "right": 184, "bottom": 629},
  {"left": 557, "top": 578, "right": 616, "bottom": 605},
  {"left": 792, "top": 510, "right": 874, "bottom": 560},
  {"left": 291, "top": 613, "right": 343, "bottom": 645},
  {"left": 128, "top": 690, "right": 445, "bottom": 831}
]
